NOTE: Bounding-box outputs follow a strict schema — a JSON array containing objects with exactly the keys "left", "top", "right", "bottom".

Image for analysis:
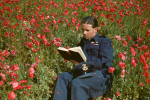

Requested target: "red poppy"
[
  {"left": 141, "top": 45, "right": 147, "bottom": 50},
  {"left": 142, "top": 71, "right": 149, "bottom": 78},
  {"left": 4, "top": 32, "right": 9, "bottom": 37},
  {"left": 131, "top": 57, "right": 136, "bottom": 67},
  {"left": 121, "top": 69, "right": 125, "bottom": 77},
  {"left": 146, "top": 79, "right": 150, "bottom": 85},
  {"left": 100, "top": 22, "right": 104, "bottom": 26},
  {"left": 109, "top": 18, "right": 114, "bottom": 22},
  {"left": 35, "top": 57, "right": 40, "bottom": 63},
  {"left": 115, "top": 92, "right": 120, "bottom": 97},
  {"left": 108, "top": 67, "right": 115, "bottom": 73},
  {"left": 0, "top": 73, "right": 5, "bottom": 80},
  {"left": 139, "top": 55, "right": 146, "bottom": 63},
  {"left": 62, "top": 9, "right": 68, "bottom": 15},
  {"left": 129, "top": 46, "right": 135, "bottom": 56},
  {"left": 31, "top": 48, "right": 36, "bottom": 53},
  {"left": 30, "top": 18, "right": 35, "bottom": 25},
  {"left": 13, "top": 85, "right": 23, "bottom": 90},
  {"left": 110, "top": 8, "right": 116, "bottom": 12},
  {"left": 10, "top": 64, "right": 19, "bottom": 71},
  {"left": 143, "top": 62, "right": 149, "bottom": 71},
  {"left": 136, "top": 37, "right": 143, "bottom": 43},
  {"left": 52, "top": 19, "right": 56, "bottom": 24},
  {"left": 24, "top": 85, "right": 32, "bottom": 89},
  {"left": 37, "top": 33, "right": 41, "bottom": 39},
  {"left": 82, "top": 6, "right": 87, "bottom": 11},
  {"left": 19, "top": 79, "right": 27, "bottom": 84},
  {"left": 126, "top": 36, "right": 130, "bottom": 41},
  {"left": 147, "top": 29, "right": 150, "bottom": 34},
  {"left": 132, "top": 43, "right": 138, "bottom": 47},
  {"left": 54, "top": 25, "right": 58, "bottom": 29},
  {"left": 8, "top": 91, "right": 15, "bottom": 100},
  {"left": 28, "top": 67, "right": 35, "bottom": 78},
  {"left": 140, "top": 83, "right": 144, "bottom": 86},
  {"left": 0, "top": 81, "right": 4, "bottom": 86},
  {"left": 11, "top": 50, "right": 17, "bottom": 55},
  {"left": 2, "top": 21, "right": 8, "bottom": 27},
  {"left": 118, "top": 61, "right": 125, "bottom": 69},
  {"left": 114, "top": 36, "right": 121, "bottom": 41},
  {"left": 118, "top": 52, "right": 125, "bottom": 61}
]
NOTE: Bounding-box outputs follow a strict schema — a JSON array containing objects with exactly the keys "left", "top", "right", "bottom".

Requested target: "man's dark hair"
[{"left": 81, "top": 16, "right": 98, "bottom": 28}]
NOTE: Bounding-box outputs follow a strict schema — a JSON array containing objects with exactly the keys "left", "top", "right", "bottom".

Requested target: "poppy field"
[{"left": 0, "top": 0, "right": 150, "bottom": 100}]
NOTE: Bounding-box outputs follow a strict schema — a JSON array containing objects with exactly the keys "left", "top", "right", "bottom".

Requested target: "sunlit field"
[{"left": 0, "top": 0, "right": 150, "bottom": 100}]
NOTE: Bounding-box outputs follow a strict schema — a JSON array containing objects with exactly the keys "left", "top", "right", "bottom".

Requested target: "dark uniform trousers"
[{"left": 53, "top": 34, "right": 114, "bottom": 100}]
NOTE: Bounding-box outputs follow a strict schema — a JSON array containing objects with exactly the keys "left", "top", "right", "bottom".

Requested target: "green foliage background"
[{"left": 0, "top": 0, "right": 150, "bottom": 100}]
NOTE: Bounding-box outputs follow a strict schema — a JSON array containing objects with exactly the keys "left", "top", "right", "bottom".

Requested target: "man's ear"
[{"left": 94, "top": 27, "right": 98, "bottom": 33}]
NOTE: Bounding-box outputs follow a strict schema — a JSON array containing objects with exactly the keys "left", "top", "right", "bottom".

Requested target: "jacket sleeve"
[{"left": 86, "top": 38, "right": 113, "bottom": 73}]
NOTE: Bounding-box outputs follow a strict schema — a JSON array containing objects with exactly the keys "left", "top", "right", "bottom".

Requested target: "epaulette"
[{"left": 99, "top": 35, "right": 106, "bottom": 38}]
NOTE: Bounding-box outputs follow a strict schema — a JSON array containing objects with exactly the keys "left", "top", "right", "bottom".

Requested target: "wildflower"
[
  {"left": 121, "top": 69, "right": 125, "bottom": 77},
  {"left": 108, "top": 67, "right": 115, "bottom": 73},
  {"left": 126, "top": 35, "right": 130, "bottom": 41},
  {"left": 137, "top": 47, "right": 142, "bottom": 52},
  {"left": 114, "top": 36, "right": 121, "bottom": 41},
  {"left": 106, "top": 97, "right": 111, "bottom": 100},
  {"left": 118, "top": 52, "right": 125, "bottom": 61},
  {"left": 100, "top": 22, "right": 104, "bottom": 26},
  {"left": 62, "top": 9, "right": 68, "bottom": 15},
  {"left": 12, "top": 82, "right": 19, "bottom": 89},
  {"left": 28, "top": 67, "right": 35, "bottom": 78},
  {"left": 31, "top": 48, "right": 36, "bottom": 53},
  {"left": 30, "top": 18, "right": 35, "bottom": 25},
  {"left": 11, "top": 50, "right": 17, "bottom": 55},
  {"left": 0, "top": 81, "right": 4, "bottom": 86},
  {"left": 52, "top": 19, "right": 56, "bottom": 24},
  {"left": 4, "top": 32, "right": 9, "bottom": 37},
  {"left": 0, "top": 73, "right": 5, "bottom": 80},
  {"left": 136, "top": 37, "right": 143, "bottom": 43},
  {"left": 147, "top": 29, "right": 150, "bottom": 34},
  {"left": 2, "top": 22, "right": 8, "bottom": 27},
  {"left": 139, "top": 55, "right": 146, "bottom": 63},
  {"left": 131, "top": 57, "right": 136, "bottom": 67},
  {"left": 118, "top": 61, "right": 125, "bottom": 69},
  {"left": 54, "top": 25, "right": 58, "bottom": 29},
  {"left": 110, "top": 8, "right": 115, "bottom": 12},
  {"left": 146, "top": 79, "right": 150, "bottom": 85},
  {"left": 142, "top": 71, "right": 149, "bottom": 78},
  {"left": 141, "top": 45, "right": 147, "bottom": 50},
  {"left": 109, "top": 18, "right": 114, "bottom": 22},
  {"left": 8, "top": 91, "right": 15, "bottom": 100},
  {"left": 115, "top": 92, "right": 120, "bottom": 97},
  {"left": 140, "top": 83, "right": 144, "bottom": 86},
  {"left": 10, "top": 64, "right": 19, "bottom": 71},
  {"left": 24, "top": 85, "right": 32, "bottom": 89},
  {"left": 132, "top": 43, "right": 138, "bottom": 47},
  {"left": 19, "top": 79, "right": 27, "bottom": 84},
  {"left": 143, "top": 62, "right": 149, "bottom": 71},
  {"left": 66, "top": 46, "right": 69, "bottom": 49},
  {"left": 129, "top": 46, "right": 135, "bottom": 56},
  {"left": 35, "top": 57, "right": 40, "bottom": 63}
]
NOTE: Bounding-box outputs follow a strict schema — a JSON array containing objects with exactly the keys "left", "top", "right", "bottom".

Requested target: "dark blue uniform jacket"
[
  {"left": 53, "top": 33, "right": 114, "bottom": 100},
  {"left": 71, "top": 33, "right": 114, "bottom": 95}
]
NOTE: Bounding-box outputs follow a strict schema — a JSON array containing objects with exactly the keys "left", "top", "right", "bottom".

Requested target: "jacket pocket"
[{"left": 87, "top": 45, "right": 100, "bottom": 60}]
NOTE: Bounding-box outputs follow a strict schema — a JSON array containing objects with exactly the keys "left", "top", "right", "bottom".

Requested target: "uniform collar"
[{"left": 91, "top": 33, "right": 99, "bottom": 42}]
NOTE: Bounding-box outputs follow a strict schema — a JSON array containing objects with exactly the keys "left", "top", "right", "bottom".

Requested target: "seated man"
[{"left": 53, "top": 16, "right": 114, "bottom": 100}]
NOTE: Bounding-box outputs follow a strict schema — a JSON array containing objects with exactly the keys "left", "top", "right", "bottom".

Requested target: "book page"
[{"left": 69, "top": 46, "right": 86, "bottom": 62}]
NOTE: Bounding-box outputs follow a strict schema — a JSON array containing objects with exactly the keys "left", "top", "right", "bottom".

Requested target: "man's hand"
[{"left": 69, "top": 60, "right": 79, "bottom": 66}]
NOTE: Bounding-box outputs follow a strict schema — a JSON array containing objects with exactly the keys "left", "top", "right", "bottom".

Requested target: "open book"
[{"left": 57, "top": 46, "right": 86, "bottom": 62}]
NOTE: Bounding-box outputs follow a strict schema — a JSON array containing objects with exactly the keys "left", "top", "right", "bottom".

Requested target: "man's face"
[{"left": 82, "top": 23, "right": 97, "bottom": 39}]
